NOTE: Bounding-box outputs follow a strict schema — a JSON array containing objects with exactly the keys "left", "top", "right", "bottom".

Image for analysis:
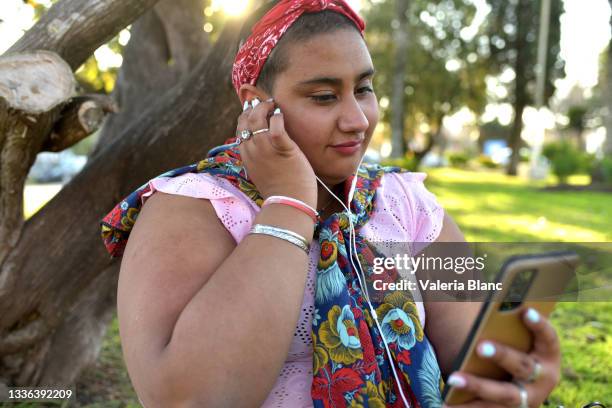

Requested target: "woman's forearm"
[{"left": 157, "top": 204, "right": 315, "bottom": 407}]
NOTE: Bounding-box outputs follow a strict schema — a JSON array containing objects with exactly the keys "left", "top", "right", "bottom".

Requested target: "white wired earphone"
[{"left": 315, "top": 154, "right": 412, "bottom": 408}]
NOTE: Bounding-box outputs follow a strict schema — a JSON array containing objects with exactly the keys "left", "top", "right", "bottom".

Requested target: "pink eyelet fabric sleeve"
[
  {"left": 141, "top": 172, "right": 260, "bottom": 243},
  {"left": 360, "top": 171, "right": 444, "bottom": 247},
  {"left": 392, "top": 171, "right": 444, "bottom": 243}
]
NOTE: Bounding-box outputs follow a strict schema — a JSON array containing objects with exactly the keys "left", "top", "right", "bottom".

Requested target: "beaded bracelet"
[
  {"left": 249, "top": 224, "right": 310, "bottom": 253},
  {"left": 262, "top": 195, "right": 318, "bottom": 223}
]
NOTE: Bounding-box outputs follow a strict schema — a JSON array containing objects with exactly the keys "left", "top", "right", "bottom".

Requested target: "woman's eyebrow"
[{"left": 295, "top": 68, "right": 376, "bottom": 88}]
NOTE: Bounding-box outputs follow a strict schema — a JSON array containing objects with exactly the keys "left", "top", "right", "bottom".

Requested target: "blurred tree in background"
[
  {"left": 364, "top": 0, "right": 488, "bottom": 165},
  {"left": 481, "top": 0, "right": 564, "bottom": 175}
]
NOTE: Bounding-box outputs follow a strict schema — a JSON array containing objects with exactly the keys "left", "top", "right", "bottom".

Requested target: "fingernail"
[
  {"left": 265, "top": 97, "right": 274, "bottom": 103},
  {"left": 478, "top": 341, "right": 496, "bottom": 358},
  {"left": 243, "top": 100, "right": 249, "bottom": 111},
  {"left": 273, "top": 108, "right": 281, "bottom": 115},
  {"left": 447, "top": 373, "right": 466, "bottom": 388},
  {"left": 526, "top": 308, "right": 540, "bottom": 323},
  {"left": 251, "top": 98, "right": 261, "bottom": 107}
]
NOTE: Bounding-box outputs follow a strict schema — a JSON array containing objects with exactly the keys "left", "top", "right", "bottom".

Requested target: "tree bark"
[
  {"left": 0, "top": 5, "right": 244, "bottom": 396},
  {"left": 43, "top": 95, "right": 119, "bottom": 152},
  {"left": 7, "top": 0, "right": 161, "bottom": 70},
  {"left": 91, "top": 0, "right": 209, "bottom": 153},
  {"left": 390, "top": 0, "right": 410, "bottom": 158},
  {"left": 413, "top": 115, "right": 443, "bottom": 169},
  {"left": 507, "top": 0, "right": 530, "bottom": 176},
  {"left": 0, "top": 51, "right": 76, "bottom": 266}
]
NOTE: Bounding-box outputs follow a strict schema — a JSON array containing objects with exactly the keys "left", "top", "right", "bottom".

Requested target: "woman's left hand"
[{"left": 443, "top": 308, "right": 561, "bottom": 408}]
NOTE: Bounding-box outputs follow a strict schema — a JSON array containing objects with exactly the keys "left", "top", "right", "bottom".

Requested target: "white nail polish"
[
  {"left": 526, "top": 308, "right": 540, "bottom": 323},
  {"left": 251, "top": 98, "right": 261, "bottom": 107},
  {"left": 447, "top": 374, "right": 466, "bottom": 388},
  {"left": 273, "top": 108, "right": 281, "bottom": 115},
  {"left": 479, "top": 342, "right": 496, "bottom": 358},
  {"left": 243, "top": 101, "right": 249, "bottom": 111}
]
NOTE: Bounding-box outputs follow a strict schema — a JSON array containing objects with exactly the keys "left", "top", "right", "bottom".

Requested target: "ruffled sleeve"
[
  {"left": 141, "top": 172, "right": 260, "bottom": 244},
  {"left": 391, "top": 172, "right": 444, "bottom": 243},
  {"left": 362, "top": 171, "right": 444, "bottom": 247}
]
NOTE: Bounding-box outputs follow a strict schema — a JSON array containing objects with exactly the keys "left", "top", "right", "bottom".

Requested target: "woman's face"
[{"left": 271, "top": 29, "right": 379, "bottom": 186}]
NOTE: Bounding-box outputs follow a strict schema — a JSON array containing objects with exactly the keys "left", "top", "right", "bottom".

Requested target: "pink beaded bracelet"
[{"left": 262, "top": 195, "right": 319, "bottom": 223}]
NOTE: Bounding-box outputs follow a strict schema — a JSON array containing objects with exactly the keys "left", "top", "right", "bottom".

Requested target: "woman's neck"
[{"left": 316, "top": 181, "right": 346, "bottom": 215}]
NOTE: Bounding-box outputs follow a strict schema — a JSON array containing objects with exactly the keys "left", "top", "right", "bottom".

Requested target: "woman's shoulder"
[{"left": 101, "top": 168, "right": 255, "bottom": 258}]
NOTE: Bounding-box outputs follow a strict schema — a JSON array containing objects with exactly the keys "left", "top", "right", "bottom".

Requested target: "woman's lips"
[{"left": 330, "top": 140, "right": 363, "bottom": 155}]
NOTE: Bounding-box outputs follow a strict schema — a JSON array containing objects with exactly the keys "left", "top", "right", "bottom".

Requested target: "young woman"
[{"left": 101, "top": 1, "right": 562, "bottom": 407}]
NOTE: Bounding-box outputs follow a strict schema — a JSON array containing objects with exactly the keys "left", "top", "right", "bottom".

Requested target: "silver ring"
[
  {"left": 239, "top": 129, "right": 252, "bottom": 141},
  {"left": 251, "top": 128, "right": 269, "bottom": 136},
  {"left": 513, "top": 381, "right": 529, "bottom": 408},
  {"left": 526, "top": 361, "right": 542, "bottom": 383}
]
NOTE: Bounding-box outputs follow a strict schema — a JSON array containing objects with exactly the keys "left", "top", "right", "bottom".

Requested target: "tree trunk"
[
  {"left": 7, "top": 0, "right": 161, "bottom": 70},
  {"left": 0, "top": 51, "right": 76, "bottom": 266},
  {"left": 390, "top": 0, "right": 409, "bottom": 158},
  {"left": 415, "top": 115, "right": 444, "bottom": 168},
  {"left": 91, "top": 0, "right": 210, "bottom": 153},
  {"left": 507, "top": 0, "right": 530, "bottom": 176},
  {"left": 0, "top": 0, "right": 251, "bottom": 394}
]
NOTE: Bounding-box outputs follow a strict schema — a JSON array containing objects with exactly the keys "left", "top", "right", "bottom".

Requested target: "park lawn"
[
  {"left": 424, "top": 167, "right": 612, "bottom": 242},
  {"left": 425, "top": 167, "right": 612, "bottom": 407},
  {"left": 13, "top": 168, "right": 611, "bottom": 407}
]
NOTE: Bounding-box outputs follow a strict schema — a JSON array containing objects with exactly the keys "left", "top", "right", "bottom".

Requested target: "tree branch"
[
  {"left": 44, "top": 94, "right": 118, "bottom": 152},
  {"left": 6, "top": 0, "right": 162, "bottom": 70},
  {"left": 0, "top": 51, "right": 75, "bottom": 114}
]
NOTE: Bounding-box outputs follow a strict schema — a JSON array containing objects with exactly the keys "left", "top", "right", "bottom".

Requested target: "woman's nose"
[{"left": 338, "top": 97, "right": 369, "bottom": 134}]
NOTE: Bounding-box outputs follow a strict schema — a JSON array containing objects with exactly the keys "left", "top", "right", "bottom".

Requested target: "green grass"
[
  {"left": 17, "top": 168, "right": 612, "bottom": 407},
  {"left": 425, "top": 168, "right": 612, "bottom": 242},
  {"left": 425, "top": 168, "right": 612, "bottom": 407}
]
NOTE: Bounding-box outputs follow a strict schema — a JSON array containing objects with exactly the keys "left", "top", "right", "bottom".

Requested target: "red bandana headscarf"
[{"left": 231, "top": 0, "right": 366, "bottom": 95}]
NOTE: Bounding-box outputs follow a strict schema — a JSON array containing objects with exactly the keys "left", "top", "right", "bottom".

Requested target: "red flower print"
[
  {"left": 398, "top": 350, "right": 411, "bottom": 365},
  {"left": 312, "top": 368, "right": 364, "bottom": 408}
]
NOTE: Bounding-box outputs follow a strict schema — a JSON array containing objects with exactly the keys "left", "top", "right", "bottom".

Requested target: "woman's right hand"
[{"left": 237, "top": 98, "right": 318, "bottom": 208}]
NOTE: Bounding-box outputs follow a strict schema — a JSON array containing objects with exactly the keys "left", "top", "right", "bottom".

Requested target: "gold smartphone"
[{"left": 442, "top": 251, "right": 579, "bottom": 405}]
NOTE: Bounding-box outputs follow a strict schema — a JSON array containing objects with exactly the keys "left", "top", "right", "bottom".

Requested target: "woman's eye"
[
  {"left": 357, "top": 86, "right": 374, "bottom": 94},
  {"left": 311, "top": 94, "right": 337, "bottom": 103},
  {"left": 310, "top": 87, "right": 373, "bottom": 103}
]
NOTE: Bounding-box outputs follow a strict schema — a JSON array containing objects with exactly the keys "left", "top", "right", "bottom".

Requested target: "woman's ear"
[{"left": 238, "top": 84, "right": 271, "bottom": 106}]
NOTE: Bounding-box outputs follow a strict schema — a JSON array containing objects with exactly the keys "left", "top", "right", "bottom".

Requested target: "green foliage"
[
  {"left": 542, "top": 142, "right": 588, "bottom": 184},
  {"left": 482, "top": 0, "right": 565, "bottom": 107},
  {"left": 381, "top": 153, "right": 419, "bottom": 171},
  {"left": 447, "top": 151, "right": 470, "bottom": 168},
  {"left": 598, "top": 156, "right": 612, "bottom": 185},
  {"left": 363, "top": 0, "right": 488, "bottom": 134},
  {"left": 567, "top": 105, "right": 590, "bottom": 133},
  {"left": 477, "top": 154, "right": 500, "bottom": 168},
  {"left": 75, "top": 56, "right": 119, "bottom": 94}
]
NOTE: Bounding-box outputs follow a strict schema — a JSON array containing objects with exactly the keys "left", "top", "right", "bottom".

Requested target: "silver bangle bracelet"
[{"left": 249, "top": 224, "right": 310, "bottom": 253}]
